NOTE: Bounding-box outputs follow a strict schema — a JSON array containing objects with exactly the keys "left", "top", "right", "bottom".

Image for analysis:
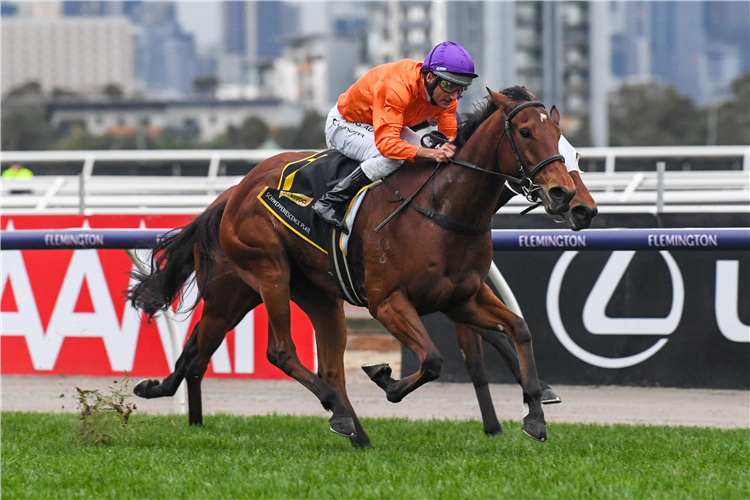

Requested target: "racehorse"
[
  {"left": 129, "top": 165, "right": 595, "bottom": 433},
  {"left": 129, "top": 87, "right": 577, "bottom": 445}
]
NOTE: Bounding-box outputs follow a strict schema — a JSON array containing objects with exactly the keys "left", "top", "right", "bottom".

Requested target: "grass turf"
[{"left": 2, "top": 412, "right": 748, "bottom": 499}]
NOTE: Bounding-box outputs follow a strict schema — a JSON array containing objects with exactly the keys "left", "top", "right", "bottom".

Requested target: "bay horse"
[
  {"left": 130, "top": 87, "right": 577, "bottom": 445},
  {"left": 130, "top": 165, "right": 595, "bottom": 440}
]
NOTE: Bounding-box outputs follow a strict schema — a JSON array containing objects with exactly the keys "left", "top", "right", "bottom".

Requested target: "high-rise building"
[
  {"left": 1, "top": 1, "right": 61, "bottom": 18},
  {"left": 280, "top": 33, "right": 363, "bottom": 112},
  {"left": 129, "top": 2, "right": 199, "bottom": 96},
  {"left": 610, "top": 1, "right": 652, "bottom": 82},
  {"left": 1, "top": 2, "right": 19, "bottom": 16},
  {"left": 442, "top": 2, "right": 608, "bottom": 146},
  {"left": 650, "top": 2, "right": 707, "bottom": 103},
  {"left": 218, "top": 1, "right": 298, "bottom": 85},
  {"left": 352, "top": 2, "right": 606, "bottom": 145},
  {"left": 122, "top": 0, "right": 141, "bottom": 19},
  {"left": 363, "top": 1, "right": 446, "bottom": 66},
  {"left": 1, "top": 16, "right": 134, "bottom": 95},
  {"left": 62, "top": 1, "right": 127, "bottom": 17},
  {"left": 614, "top": 1, "right": 748, "bottom": 105}
]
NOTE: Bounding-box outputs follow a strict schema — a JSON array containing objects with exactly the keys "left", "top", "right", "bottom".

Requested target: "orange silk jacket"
[{"left": 337, "top": 59, "right": 458, "bottom": 161}]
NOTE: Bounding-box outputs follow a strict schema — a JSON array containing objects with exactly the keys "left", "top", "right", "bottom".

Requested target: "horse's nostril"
[
  {"left": 570, "top": 205, "right": 598, "bottom": 229},
  {"left": 548, "top": 187, "right": 572, "bottom": 211},
  {"left": 572, "top": 206, "right": 589, "bottom": 221}
]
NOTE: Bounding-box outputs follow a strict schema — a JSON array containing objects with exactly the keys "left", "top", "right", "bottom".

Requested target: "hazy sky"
[
  {"left": 175, "top": 1, "right": 220, "bottom": 51},
  {"left": 175, "top": 1, "right": 330, "bottom": 51}
]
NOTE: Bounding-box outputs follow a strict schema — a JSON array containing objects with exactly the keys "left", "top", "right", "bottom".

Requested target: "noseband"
[{"left": 451, "top": 100, "right": 565, "bottom": 203}]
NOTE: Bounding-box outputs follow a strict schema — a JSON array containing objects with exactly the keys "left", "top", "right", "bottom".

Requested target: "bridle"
[
  {"left": 449, "top": 100, "right": 565, "bottom": 203},
  {"left": 375, "top": 99, "right": 565, "bottom": 234}
]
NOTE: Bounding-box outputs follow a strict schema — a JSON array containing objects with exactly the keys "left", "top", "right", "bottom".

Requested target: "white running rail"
[{"left": 2, "top": 146, "right": 748, "bottom": 214}]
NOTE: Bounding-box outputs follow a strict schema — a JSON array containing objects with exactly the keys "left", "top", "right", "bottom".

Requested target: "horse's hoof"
[
  {"left": 362, "top": 363, "right": 392, "bottom": 391},
  {"left": 350, "top": 437, "right": 372, "bottom": 449},
  {"left": 522, "top": 418, "right": 547, "bottom": 442},
  {"left": 329, "top": 416, "right": 356, "bottom": 438},
  {"left": 133, "top": 379, "right": 161, "bottom": 399},
  {"left": 541, "top": 387, "right": 562, "bottom": 405},
  {"left": 484, "top": 424, "right": 503, "bottom": 436}
]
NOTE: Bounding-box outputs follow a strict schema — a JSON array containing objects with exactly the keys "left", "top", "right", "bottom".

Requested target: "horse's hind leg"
[
  {"left": 261, "top": 284, "right": 356, "bottom": 437},
  {"left": 295, "top": 291, "right": 371, "bottom": 448},
  {"left": 133, "top": 276, "right": 261, "bottom": 426},
  {"left": 134, "top": 321, "right": 201, "bottom": 400},
  {"left": 454, "top": 324, "right": 502, "bottom": 435},
  {"left": 227, "top": 255, "right": 356, "bottom": 437},
  {"left": 181, "top": 288, "right": 262, "bottom": 425},
  {"left": 445, "top": 283, "right": 546, "bottom": 442},
  {"left": 463, "top": 324, "right": 561, "bottom": 405}
]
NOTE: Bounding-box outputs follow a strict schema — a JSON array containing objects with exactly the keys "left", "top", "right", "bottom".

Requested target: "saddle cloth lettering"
[{"left": 257, "top": 150, "right": 368, "bottom": 306}]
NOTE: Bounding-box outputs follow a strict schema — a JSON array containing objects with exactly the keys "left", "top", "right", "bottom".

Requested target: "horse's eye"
[{"left": 519, "top": 128, "right": 532, "bottom": 139}]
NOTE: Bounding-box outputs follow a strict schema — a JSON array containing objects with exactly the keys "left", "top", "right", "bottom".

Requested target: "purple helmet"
[{"left": 421, "top": 41, "right": 478, "bottom": 86}]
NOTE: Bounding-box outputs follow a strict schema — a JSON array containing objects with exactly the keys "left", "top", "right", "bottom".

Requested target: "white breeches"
[
  {"left": 325, "top": 105, "right": 581, "bottom": 179},
  {"left": 324, "top": 105, "right": 422, "bottom": 181}
]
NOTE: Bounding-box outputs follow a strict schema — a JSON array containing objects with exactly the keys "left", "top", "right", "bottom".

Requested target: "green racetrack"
[{"left": 2, "top": 412, "right": 748, "bottom": 499}]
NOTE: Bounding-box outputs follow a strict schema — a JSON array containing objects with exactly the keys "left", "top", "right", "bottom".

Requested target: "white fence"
[{"left": 2, "top": 146, "right": 748, "bottom": 214}]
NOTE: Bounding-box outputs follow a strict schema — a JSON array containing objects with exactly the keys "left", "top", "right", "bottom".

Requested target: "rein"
[
  {"left": 375, "top": 99, "right": 563, "bottom": 234},
  {"left": 425, "top": 101, "right": 564, "bottom": 203},
  {"left": 378, "top": 166, "right": 492, "bottom": 235},
  {"left": 374, "top": 164, "right": 440, "bottom": 233}
]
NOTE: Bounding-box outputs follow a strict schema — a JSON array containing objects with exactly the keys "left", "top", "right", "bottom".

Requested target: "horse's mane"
[{"left": 453, "top": 86, "right": 534, "bottom": 149}]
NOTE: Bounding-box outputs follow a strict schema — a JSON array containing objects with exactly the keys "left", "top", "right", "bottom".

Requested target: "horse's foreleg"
[
  {"left": 454, "top": 324, "right": 502, "bottom": 435},
  {"left": 297, "top": 294, "right": 371, "bottom": 448},
  {"left": 369, "top": 292, "right": 442, "bottom": 403},
  {"left": 445, "top": 284, "right": 546, "bottom": 442}
]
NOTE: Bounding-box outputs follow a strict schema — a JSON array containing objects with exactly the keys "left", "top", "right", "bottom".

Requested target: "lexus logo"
[{"left": 547, "top": 250, "right": 683, "bottom": 369}]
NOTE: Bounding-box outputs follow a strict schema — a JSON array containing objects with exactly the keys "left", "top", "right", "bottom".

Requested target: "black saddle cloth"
[{"left": 258, "top": 150, "right": 359, "bottom": 254}]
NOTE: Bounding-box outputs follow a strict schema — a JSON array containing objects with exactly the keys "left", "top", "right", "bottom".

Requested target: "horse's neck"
[{"left": 430, "top": 121, "right": 506, "bottom": 227}]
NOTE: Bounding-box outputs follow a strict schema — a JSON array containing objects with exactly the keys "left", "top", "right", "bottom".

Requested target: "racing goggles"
[{"left": 438, "top": 78, "right": 468, "bottom": 95}]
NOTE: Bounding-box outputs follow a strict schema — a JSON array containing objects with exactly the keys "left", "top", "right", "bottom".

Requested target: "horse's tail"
[{"left": 127, "top": 199, "right": 227, "bottom": 319}]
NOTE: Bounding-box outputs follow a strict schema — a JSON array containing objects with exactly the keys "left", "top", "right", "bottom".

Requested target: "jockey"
[
  {"left": 313, "top": 41, "right": 584, "bottom": 233},
  {"left": 313, "top": 41, "right": 478, "bottom": 233}
]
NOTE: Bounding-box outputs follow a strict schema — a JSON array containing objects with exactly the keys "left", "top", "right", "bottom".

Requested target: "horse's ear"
[
  {"left": 550, "top": 105, "right": 561, "bottom": 126},
  {"left": 487, "top": 88, "right": 510, "bottom": 110}
]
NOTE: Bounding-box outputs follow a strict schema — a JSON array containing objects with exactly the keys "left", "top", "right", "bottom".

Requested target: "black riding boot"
[{"left": 313, "top": 166, "right": 371, "bottom": 234}]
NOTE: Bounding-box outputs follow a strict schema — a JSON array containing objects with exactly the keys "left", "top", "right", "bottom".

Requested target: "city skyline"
[
  {"left": 176, "top": 1, "right": 333, "bottom": 52},
  {"left": 2, "top": 1, "right": 747, "bottom": 148}
]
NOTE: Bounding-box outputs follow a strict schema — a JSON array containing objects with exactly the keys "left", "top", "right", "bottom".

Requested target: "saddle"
[{"left": 257, "top": 150, "right": 368, "bottom": 306}]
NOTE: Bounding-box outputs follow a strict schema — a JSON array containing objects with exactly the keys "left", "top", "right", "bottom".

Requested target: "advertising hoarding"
[
  {"left": 1, "top": 215, "right": 316, "bottom": 379},
  {"left": 404, "top": 213, "right": 750, "bottom": 389}
]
